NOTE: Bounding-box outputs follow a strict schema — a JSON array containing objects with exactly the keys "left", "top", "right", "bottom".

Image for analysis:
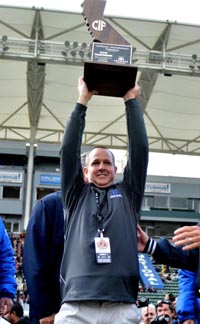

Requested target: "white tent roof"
[{"left": 1, "top": 5, "right": 200, "bottom": 154}]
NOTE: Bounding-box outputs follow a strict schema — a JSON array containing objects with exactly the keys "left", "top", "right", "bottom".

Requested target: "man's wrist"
[
  {"left": 77, "top": 95, "right": 89, "bottom": 106},
  {"left": 123, "top": 96, "right": 136, "bottom": 103}
]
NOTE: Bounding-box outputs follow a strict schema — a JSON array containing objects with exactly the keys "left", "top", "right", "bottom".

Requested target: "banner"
[{"left": 138, "top": 253, "right": 164, "bottom": 289}]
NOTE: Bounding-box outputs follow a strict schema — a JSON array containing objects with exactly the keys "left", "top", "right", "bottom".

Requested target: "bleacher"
[
  {"left": 138, "top": 267, "right": 179, "bottom": 304},
  {"left": 138, "top": 280, "right": 179, "bottom": 304}
]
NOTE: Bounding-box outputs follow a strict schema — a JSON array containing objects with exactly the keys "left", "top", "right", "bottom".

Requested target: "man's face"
[
  {"left": 83, "top": 148, "right": 117, "bottom": 188},
  {"left": 142, "top": 306, "right": 156, "bottom": 324},
  {"left": 156, "top": 303, "right": 174, "bottom": 324}
]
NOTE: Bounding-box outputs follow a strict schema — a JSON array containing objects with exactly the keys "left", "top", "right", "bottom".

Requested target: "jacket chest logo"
[{"left": 109, "top": 188, "right": 122, "bottom": 199}]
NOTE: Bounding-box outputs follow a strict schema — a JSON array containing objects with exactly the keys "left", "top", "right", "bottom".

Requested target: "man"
[
  {"left": 141, "top": 304, "right": 156, "bottom": 324},
  {"left": 155, "top": 300, "right": 176, "bottom": 324},
  {"left": 56, "top": 77, "right": 149, "bottom": 324},
  {"left": 23, "top": 191, "right": 64, "bottom": 324},
  {"left": 6, "top": 302, "right": 30, "bottom": 324},
  {"left": 0, "top": 217, "right": 17, "bottom": 316},
  {"left": 164, "top": 293, "right": 175, "bottom": 302}
]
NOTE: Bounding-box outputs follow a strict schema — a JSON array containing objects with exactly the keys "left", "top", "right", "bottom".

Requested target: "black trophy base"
[{"left": 83, "top": 61, "right": 138, "bottom": 97}]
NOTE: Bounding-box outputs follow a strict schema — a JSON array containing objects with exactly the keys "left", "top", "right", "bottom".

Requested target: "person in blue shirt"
[
  {"left": 176, "top": 269, "right": 200, "bottom": 324},
  {"left": 176, "top": 221, "right": 200, "bottom": 324},
  {"left": 0, "top": 217, "right": 17, "bottom": 316}
]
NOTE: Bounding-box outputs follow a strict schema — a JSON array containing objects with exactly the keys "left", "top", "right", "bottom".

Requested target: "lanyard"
[
  {"left": 93, "top": 189, "right": 107, "bottom": 235},
  {"left": 92, "top": 187, "right": 112, "bottom": 264}
]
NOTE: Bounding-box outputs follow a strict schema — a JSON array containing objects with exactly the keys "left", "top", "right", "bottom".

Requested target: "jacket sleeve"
[
  {"left": 176, "top": 269, "right": 196, "bottom": 323},
  {"left": 152, "top": 238, "right": 198, "bottom": 271},
  {"left": 23, "top": 192, "right": 64, "bottom": 320},
  {"left": 0, "top": 218, "right": 17, "bottom": 299},
  {"left": 60, "top": 103, "right": 87, "bottom": 211},
  {"left": 123, "top": 98, "right": 149, "bottom": 214},
  {"left": 145, "top": 237, "right": 198, "bottom": 271}
]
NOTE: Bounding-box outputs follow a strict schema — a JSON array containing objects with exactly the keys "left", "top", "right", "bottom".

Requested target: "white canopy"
[{"left": 1, "top": 5, "right": 200, "bottom": 155}]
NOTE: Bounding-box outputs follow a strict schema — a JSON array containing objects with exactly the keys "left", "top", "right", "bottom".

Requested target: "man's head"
[
  {"left": 156, "top": 299, "right": 175, "bottom": 324},
  {"left": 6, "top": 302, "right": 24, "bottom": 324},
  {"left": 164, "top": 293, "right": 175, "bottom": 302},
  {"left": 142, "top": 304, "right": 156, "bottom": 324},
  {"left": 83, "top": 147, "right": 117, "bottom": 188}
]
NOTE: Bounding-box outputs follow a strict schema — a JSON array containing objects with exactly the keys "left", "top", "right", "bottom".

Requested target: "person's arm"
[
  {"left": 176, "top": 269, "right": 196, "bottom": 323},
  {"left": 123, "top": 85, "right": 149, "bottom": 214},
  {"left": 60, "top": 77, "right": 95, "bottom": 211},
  {"left": 0, "top": 218, "right": 17, "bottom": 315},
  {"left": 23, "top": 192, "right": 64, "bottom": 321},
  {"left": 137, "top": 225, "right": 197, "bottom": 271}
]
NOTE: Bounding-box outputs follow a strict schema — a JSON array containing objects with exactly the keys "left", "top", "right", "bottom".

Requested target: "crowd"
[
  {"left": 140, "top": 287, "right": 200, "bottom": 324},
  {"left": 9, "top": 233, "right": 29, "bottom": 305}
]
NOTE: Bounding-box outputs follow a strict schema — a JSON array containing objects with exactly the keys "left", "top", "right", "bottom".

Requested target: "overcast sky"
[
  {"left": 1, "top": 0, "right": 200, "bottom": 25},
  {"left": 1, "top": 0, "right": 200, "bottom": 178},
  {"left": 111, "top": 150, "right": 200, "bottom": 179}
]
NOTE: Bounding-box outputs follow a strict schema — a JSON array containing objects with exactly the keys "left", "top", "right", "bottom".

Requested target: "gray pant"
[{"left": 54, "top": 301, "right": 141, "bottom": 324}]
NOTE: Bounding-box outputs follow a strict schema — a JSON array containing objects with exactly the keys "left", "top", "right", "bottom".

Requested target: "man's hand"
[
  {"left": 77, "top": 76, "right": 98, "bottom": 106},
  {"left": 137, "top": 225, "right": 149, "bottom": 252},
  {"left": 0, "top": 297, "right": 13, "bottom": 316},
  {"left": 123, "top": 84, "right": 141, "bottom": 102},
  {"left": 172, "top": 225, "right": 200, "bottom": 250},
  {"left": 40, "top": 314, "right": 55, "bottom": 324}
]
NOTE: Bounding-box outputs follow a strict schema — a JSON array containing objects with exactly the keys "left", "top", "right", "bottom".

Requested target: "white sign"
[
  {"left": 145, "top": 182, "right": 171, "bottom": 194},
  {"left": 0, "top": 172, "right": 23, "bottom": 183}
]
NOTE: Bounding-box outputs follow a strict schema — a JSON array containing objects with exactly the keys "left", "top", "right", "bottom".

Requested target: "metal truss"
[
  {"left": 1, "top": 35, "right": 200, "bottom": 155},
  {"left": 1, "top": 36, "right": 200, "bottom": 76},
  {"left": 1, "top": 124, "right": 200, "bottom": 155}
]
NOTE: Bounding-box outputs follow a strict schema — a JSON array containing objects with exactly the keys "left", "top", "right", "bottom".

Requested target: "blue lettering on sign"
[{"left": 138, "top": 253, "right": 164, "bottom": 289}]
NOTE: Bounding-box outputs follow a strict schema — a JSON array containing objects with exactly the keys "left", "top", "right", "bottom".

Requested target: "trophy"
[{"left": 81, "top": 0, "right": 138, "bottom": 97}]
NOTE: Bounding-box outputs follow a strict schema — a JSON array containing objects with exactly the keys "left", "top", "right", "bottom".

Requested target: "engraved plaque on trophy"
[{"left": 81, "top": 0, "right": 138, "bottom": 97}]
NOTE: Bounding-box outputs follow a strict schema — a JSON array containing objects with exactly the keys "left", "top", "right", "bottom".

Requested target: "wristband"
[{"left": 143, "top": 238, "right": 157, "bottom": 255}]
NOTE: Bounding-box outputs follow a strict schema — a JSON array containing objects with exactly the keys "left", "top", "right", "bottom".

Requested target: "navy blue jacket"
[
  {"left": 146, "top": 238, "right": 198, "bottom": 271},
  {"left": 23, "top": 191, "right": 64, "bottom": 321}
]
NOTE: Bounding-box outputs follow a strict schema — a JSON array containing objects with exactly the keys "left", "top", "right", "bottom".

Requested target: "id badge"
[{"left": 94, "top": 236, "right": 112, "bottom": 263}]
